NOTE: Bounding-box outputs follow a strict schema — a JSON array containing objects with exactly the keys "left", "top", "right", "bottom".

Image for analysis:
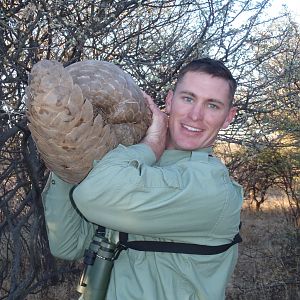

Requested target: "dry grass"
[{"left": 227, "top": 196, "right": 300, "bottom": 300}]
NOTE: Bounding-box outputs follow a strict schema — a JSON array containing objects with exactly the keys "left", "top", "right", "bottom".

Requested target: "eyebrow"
[
  {"left": 207, "top": 98, "right": 225, "bottom": 107},
  {"left": 179, "top": 90, "right": 197, "bottom": 98},
  {"left": 179, "top": 90, "right": 225, "bottom": 106}
]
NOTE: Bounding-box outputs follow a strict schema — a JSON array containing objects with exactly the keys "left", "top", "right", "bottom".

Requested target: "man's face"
[{"left": 165, "top": 71, "right": 237, "bottom": 151}]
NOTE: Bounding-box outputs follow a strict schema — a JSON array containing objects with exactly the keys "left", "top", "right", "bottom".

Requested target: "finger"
[
  {"left": 142, "top": 91, "right": 154, "bottom": 104},
  {"left": 142, "top": 92, "right": 158, "bottom": 113}
]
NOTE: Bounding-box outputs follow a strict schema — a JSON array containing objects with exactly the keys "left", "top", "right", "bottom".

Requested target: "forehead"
[{"left": 176, "top": 71, "right": 231, "bottom": 102}]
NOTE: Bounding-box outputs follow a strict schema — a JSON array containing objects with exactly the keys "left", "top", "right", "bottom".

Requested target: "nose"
[{"left": 188, "top": 103, "right": 204, "bottom": 121}]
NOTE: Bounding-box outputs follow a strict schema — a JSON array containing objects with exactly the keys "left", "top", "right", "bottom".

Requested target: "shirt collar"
[{"left": 158, "top": 147, "right": 213, "bottom": 166}]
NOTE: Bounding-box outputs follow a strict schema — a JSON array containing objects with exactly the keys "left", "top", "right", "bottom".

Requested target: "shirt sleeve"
[
  {"left": 73, "top": 143, "right": 242, "bottom": 242},
  {"left": 42, "top": 172, "right": 96, "bottom": 260}
]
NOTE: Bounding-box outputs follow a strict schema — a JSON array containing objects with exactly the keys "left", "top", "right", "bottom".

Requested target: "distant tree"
[
  {"left": 215, "top": 15, "right": 299, "bottom": 213},
  {"left": 225, "top": 146, "right": 298, "bottom": 211}
]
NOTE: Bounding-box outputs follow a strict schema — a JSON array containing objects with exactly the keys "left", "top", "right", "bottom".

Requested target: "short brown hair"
[{"left": 175, "top": 58, "right": 237, "bottom": 105}]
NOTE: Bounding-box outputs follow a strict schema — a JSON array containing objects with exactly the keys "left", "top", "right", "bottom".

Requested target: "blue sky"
[{"left": 270, "top": 0, "right": 300, "bottom": 19}]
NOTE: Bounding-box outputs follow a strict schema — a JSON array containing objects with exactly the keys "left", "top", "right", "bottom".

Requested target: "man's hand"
[{"left": 141, "top": 92, "right": 168, "bottom": 160}]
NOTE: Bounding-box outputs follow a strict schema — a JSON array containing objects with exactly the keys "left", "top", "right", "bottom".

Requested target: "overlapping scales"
[{"left": 26, "top": 60, "right": 151, "bottom": 183}]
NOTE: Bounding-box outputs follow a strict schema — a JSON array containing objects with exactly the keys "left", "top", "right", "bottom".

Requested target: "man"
[{"left": 42, "top": 58, "right": 243, "bottom": 299}]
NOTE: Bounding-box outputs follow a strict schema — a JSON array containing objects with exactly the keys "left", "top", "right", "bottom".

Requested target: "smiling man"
[
  {"left": 165, "top": 70, "right": 236, "bottom": 151},
  {"left": 42, "top": 58, "right": 243, "bottom": 300},
  {"left": 142, "top": 58, "right": 237, "bottom": 158}
]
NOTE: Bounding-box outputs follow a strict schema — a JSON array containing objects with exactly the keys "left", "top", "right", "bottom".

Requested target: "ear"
[
  {"left": 222, "top": 106, "right": 237, "bottom": 129},
  {"left": 165, "top": 90, "right": 174, "bottom": 114}
]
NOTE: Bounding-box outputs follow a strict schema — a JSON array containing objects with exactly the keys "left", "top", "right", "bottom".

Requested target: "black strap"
[{"left": 119, "top": 229, "right": 242, "bottom": 256}]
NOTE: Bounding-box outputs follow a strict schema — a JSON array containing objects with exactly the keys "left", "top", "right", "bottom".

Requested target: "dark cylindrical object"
[{"left": 77, "top": 229, "right": 117, "bottom": 300}]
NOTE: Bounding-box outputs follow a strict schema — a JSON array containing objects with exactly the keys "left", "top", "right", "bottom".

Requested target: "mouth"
[{"left": 182, "top": 124, "right": 203, "bottom": 132}]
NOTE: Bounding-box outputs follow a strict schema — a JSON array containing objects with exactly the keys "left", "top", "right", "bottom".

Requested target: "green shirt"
[{"left": 42, "top": 144, "right": 243, "bottom": 300}]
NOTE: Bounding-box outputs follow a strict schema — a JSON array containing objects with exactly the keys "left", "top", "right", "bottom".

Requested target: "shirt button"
[{"left": 51, "top": 179, "right": 56, "bottom": 185}]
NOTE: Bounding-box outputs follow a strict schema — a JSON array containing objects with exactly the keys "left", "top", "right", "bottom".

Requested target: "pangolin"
[{"left": 26, "top": 60, "right": 151, "bottom": 183}]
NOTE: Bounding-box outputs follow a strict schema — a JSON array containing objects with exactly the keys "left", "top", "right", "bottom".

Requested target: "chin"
[
  {"left": 175, "top": 143, "right": 202, "bottom": 151},
  {"left": 168, "top": 135, "right": 209, "bottom": 151}
]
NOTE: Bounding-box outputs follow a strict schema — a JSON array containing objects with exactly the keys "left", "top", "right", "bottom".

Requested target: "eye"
[
  {"left": 208, "top": 103, "right": 219, "bottom": 109},
  {"left": 183, "top": 96, "right": 193, "bottom": 103}
]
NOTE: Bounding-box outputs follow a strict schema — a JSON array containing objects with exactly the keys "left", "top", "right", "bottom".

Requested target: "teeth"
[{"left": 183, "top": 124, "right": 202, "bottom": 132}]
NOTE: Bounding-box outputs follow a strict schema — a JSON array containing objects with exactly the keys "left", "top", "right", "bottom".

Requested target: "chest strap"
[{"left": 119, "top": 227, "right": 242, "bottom": 256}]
